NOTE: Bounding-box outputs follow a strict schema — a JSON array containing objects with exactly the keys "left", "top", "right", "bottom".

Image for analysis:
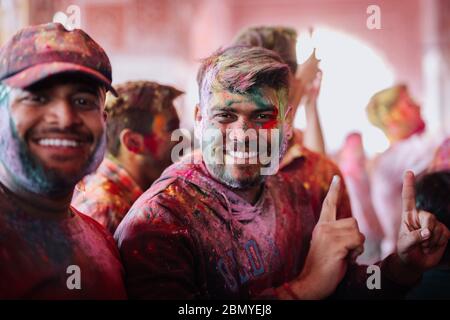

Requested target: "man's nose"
[
  {"left": 228, "top": 119, "right": 257, "bottom": 142},
  {"left": 46, "top": 100, "right": 82, "bottom": 128}
]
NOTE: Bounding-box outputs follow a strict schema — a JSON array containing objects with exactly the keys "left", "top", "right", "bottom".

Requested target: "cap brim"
[{"left": 2, "top": 62, "right": 118, "bottom": 96}]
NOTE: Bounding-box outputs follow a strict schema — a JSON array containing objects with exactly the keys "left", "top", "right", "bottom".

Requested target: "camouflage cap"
[
  {"left": 105, "top": 80, "right": 184, "bottom": 117},
  {"left": 0, "top": 22, "right": 117, "bottom": 96}
]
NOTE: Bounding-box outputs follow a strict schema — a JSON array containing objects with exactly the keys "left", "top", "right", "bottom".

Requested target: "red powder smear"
[
  {"left": 104, "top": 181, "right": 122, "bottom": 197},
  {"left": 261, "top": 119, "right": 278, "bottom": 130},
  {"left": 144, "top": 134, "right": 159, "bottom": 155},
  {"left": 143, "top": 115, "right": 166, "bottom": 155},
  {"left": 261, "top": 108, "right": 279, "bottom": 130}
]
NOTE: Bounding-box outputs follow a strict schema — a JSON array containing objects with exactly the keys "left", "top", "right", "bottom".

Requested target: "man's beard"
[
  {"left": 206, "top": 162, "right": 265, "bottom": 190},
  {"left": 201, "top": 128, "right": 289, "bottom": 190},
  {"left": 0, "top": 113, "right": 105, "bottom": 197}
]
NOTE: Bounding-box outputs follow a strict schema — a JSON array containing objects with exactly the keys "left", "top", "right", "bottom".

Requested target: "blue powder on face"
[{"left": 0, "top": 87, "right": 106, "bottom": 196}]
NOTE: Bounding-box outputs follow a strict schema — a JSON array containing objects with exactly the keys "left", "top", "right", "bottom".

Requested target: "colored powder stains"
[
  {"left": 152, "top": 114, "right": 166, "bottom": 134},
  {"left": 143, "top": 134, "right": 159, "bottom": 155},
  {"left": 72, "top": 158, "right": 142, "bottom": 234},
  {"left": 143, "top": 114, "right": 167, "bottom": 156},
  {"left": 104, "top": 181, "right": 122, "bottom": 197}
]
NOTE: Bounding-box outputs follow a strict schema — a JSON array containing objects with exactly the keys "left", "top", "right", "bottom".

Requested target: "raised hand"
[
  {"left": 288, "top": 49, "right": 321, "bottom": 112},
  {"left": 288, "top": 175, "right": 365, "bottom": 299},
  {"left": 397, "top": 171, "right": 450, "bottom": 270}
]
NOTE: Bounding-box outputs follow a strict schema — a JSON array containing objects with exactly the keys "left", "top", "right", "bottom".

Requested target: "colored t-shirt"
[
  {"left": 279, "top": 129, "right": 352, "bottom": 223},
  {"left": 0, "top": 182, "right": 127, "bottom": 299},
  {"left": 72, "top": 157, "right": 143, "bottom": 234},
  {"left": 115, "top": 153, "right": 411, "bottom": 299}
]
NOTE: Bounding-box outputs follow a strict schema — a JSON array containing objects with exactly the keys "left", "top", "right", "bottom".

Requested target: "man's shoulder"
[
  {"left": 115, "top": 162, "right": 210, "bottom": 228},
  {"left": 72, "top": 170, "right": 129, "bottom": 208},
  {"left": 71, "top": 207, "right": 113, "bottom": 238}
]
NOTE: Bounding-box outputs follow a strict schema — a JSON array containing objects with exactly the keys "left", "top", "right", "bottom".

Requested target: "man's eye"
[
  {"left": 22, "top": 95, "right": 46, "bottom": 104},
  {"left": 75, "top": 98, "right": 87, "bottom": 105},
  {"left": 215, "top": 113, "right": 235, "bottom": 122},
  {"left": 74, "top": 97, "right": 99, "bottom": 109},
  {"left": 255, "top": 114, "right": 275, "bottom": 121}
]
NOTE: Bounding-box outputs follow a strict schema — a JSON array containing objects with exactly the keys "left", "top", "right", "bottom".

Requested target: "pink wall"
[
  {"left": 226, "top": 0, "right": 423, "bottom": 98},
  {"left": 22, "top": 0, "right": 424, "bottom": 97}
]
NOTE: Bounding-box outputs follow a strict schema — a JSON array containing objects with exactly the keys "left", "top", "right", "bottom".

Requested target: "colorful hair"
[
  {"left": 232, "top": 26, "right": 298, "bottom": 73},
  {"left": 366, "top": 84, "right": 407, "bottom": 130},
  {"left": 197, "top": 45, "right": 290, "bottom": 112}
]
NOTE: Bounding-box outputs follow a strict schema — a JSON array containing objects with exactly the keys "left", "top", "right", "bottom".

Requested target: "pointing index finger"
[
  {"left": 402, "top": 171, "right": 418, "bottom": 221},
  {"left": 319, "top": 175, "right": 340, "bottom": 223}
]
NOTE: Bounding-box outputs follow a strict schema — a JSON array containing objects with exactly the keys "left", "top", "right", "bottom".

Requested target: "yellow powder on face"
[{"left": 152, "top": 114, "right": 166, "bottom": 135}]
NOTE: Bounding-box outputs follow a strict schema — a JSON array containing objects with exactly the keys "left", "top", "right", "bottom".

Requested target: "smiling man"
[
  {"left": 0, "top": 23, "right": 126, "bottom": 299},
  {"left": 115, "top": 46, "right": 449, "bottom": 299}
]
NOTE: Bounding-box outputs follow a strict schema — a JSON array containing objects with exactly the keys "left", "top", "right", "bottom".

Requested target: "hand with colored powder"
[{"left": 278, "top": 175, "right": 365, "bottom": 299}]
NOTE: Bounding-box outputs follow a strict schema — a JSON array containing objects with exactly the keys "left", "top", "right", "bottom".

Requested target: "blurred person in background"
[
  {"left": 72, "top": 81, "right": 183, "bottom": 234},
  {"left": 406, "top": 168, "right": 450, "bottom": 299},
  {"left": 337, "top": 132, "right": 384, "bottom": 264},
  {"left": 367, "top": 84, "right": 447, "bottom": 258}
]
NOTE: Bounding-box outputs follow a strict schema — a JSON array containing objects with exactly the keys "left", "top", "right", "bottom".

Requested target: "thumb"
[
  {"left": 399, "top": 227, "right": 431, "bottom": 253},
  {"left": 319, "top": 175, "right": 340, "bottom": 223}
]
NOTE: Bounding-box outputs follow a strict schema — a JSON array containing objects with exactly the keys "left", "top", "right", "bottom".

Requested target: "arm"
[
  {"left": 265, "top": 172, "right": 449, "bottom": 300},
  {"left": 303, "top": 72, "right": 326, "bottom": 154},
  {"left": 115, "top": 199, "right": 200, "bottom": 299}
]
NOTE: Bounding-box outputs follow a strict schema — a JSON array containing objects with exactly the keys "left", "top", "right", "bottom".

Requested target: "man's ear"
[
  {"left": 103, "top": 111, "right": 108, "bottom": 122},
  {"left": 120, "top": 129, "right": 145, "bottom": 154}
]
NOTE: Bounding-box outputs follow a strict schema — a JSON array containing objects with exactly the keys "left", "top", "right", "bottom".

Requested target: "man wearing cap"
[
  {"left": 0, "top": 23, "right": 126, "bottom": 299},
  {"left": 72, "top": 81, "right": 183, "bottom": 234}
]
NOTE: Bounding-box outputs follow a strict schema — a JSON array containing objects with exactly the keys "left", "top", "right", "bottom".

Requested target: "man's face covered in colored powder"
[
  {"left": 197, "top": 85, "right": 289, "bottom": 189},
  {"left": 142, "top": 104, "right": 180, "bottom": 172},
  {"left": 0, "top": 77, "right": 106, "bottom": 197},
  {"left": 385, "top": 89, "right": 425, "bottom": 141}
]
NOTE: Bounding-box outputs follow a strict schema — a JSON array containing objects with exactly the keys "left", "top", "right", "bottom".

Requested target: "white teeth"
[
  {"left": 228, "top": 150, "right": 258, "bottom": 159},
  {"left": 37, "top": 139, "right": 80, "bottom": 147}
]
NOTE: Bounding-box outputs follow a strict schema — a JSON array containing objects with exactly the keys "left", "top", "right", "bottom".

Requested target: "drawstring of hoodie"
[{"left": 218, "top": 190, "right": 250, "bottom": 298}]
